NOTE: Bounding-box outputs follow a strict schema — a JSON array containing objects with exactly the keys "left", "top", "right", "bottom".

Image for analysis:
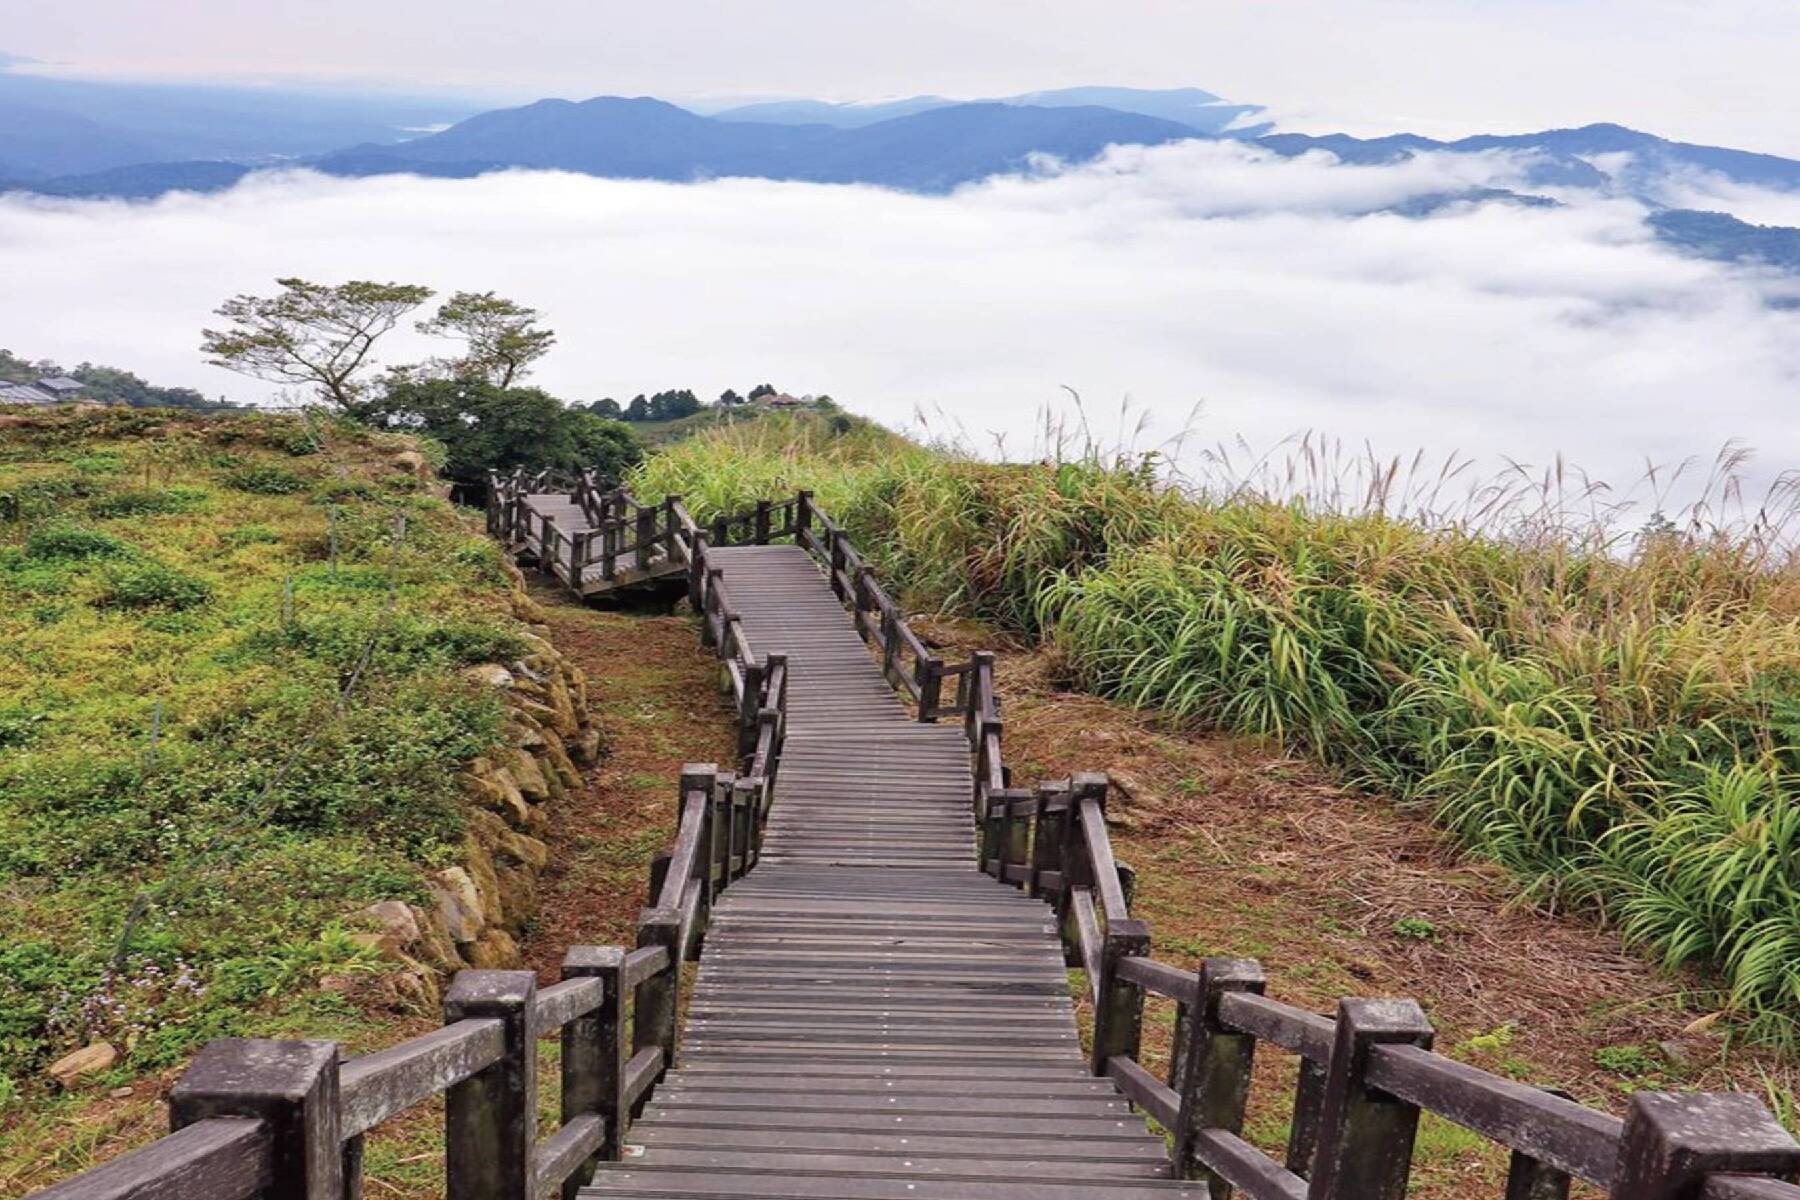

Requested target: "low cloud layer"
[{"left": 1, "top": 140, "right": 1794, "bottom": 499}]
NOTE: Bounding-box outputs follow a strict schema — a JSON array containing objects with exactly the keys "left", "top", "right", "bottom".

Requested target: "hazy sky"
[{"left": 7, "top": 0, "right": 1800, "bottom": 154}]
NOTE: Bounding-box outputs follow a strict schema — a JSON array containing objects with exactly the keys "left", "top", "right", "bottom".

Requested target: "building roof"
[
  {"left": 36, "top": 376, "right": 84, "bottom": 393},
  {"left": 0, "top": 383, "right": 57, "bottom": 404}
]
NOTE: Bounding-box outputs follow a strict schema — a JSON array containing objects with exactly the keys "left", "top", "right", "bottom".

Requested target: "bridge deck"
[
  {"left": 584, "top": 546, "right": 1199, "bottom": 1200},
  {"left": 515, "top": 493, "right": 686, "bottom": 592}
]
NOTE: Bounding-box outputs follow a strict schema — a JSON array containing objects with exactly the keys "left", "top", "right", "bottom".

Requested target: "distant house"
[
  {"left": 35, "top": 376, "right": 85, "bottom": 399},
  {"left": 0, "top": 383, "right": 57, "bottom": 405},
  {"left": 761, "top": 392, "right": 806, "bottom": 409}
]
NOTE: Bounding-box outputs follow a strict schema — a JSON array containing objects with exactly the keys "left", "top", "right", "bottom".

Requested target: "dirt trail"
[{"left": 517, "top": 583, "right": 737, "bottom": 975}]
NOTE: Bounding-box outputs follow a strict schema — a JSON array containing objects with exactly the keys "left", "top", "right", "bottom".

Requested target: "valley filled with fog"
[{"left": 3, "top": 139, "right": 1795, "bottom": 506}]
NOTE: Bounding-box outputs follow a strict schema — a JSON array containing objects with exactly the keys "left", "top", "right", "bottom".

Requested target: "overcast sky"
[{"left": 7, "top": 0, "right": 1800, "bottom": 154}]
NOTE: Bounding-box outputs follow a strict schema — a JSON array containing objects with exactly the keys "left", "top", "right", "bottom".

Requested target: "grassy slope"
[
  {"left": 0, "top": 406, "right": 527, "bottom": 1126},
  {"left": 631, "top": 412, "right": 1800, "bottom": 1045}
]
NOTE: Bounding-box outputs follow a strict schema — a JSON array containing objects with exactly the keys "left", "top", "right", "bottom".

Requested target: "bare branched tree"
[
  {"left": 201, "top": 277, "right": 434, "bottom": 412},
  {"left": 417, "top": 290, "right": 556, "bottom": 388}
]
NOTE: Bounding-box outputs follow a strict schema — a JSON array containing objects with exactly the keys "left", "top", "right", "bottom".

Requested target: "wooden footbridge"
[{"left": 36, "top": 480, "right": 1800, "bottom": 1200}]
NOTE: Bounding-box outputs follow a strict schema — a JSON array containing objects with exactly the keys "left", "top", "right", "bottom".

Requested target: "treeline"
[
  {"left": 0, "top": 348, "right": 230, "bottom": 410},
  {"left": 588, "top": 383, "right": 830, "bottom": 422}
]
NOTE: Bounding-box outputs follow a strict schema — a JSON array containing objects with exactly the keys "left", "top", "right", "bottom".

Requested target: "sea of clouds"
[{"left": 1, "top": 138, "right": 1795, "bottom": 504}]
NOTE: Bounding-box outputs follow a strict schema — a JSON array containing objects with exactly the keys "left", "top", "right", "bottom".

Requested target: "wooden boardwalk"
[{"left": 584, "top": 546, "right": 1198, "bottom": 1200}]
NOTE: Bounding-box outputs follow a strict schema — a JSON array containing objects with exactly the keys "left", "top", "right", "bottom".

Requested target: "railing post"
[
  {"left": 711, "top": 514, "right": 729, "bottom": 547},
  {"left": 561, "top": 947, "right": 625, "bottom": 1193},
  {"left": 1288, "top": 1057, "right": 1330, "bottom": 1179},
  {"left": 664, "top": 494, "right": 680, "bottom": 555},
  {"left": 1028, "top": 780, "right": 1064, "bottom": 897},
  {"left": 828, "top": 530, "right": 848, "bottom": 602},
  {"left": 1174, "top": 960, "right": 1266, "bottom": 1190},
  {"left": 1304, "top": 998, "right": 1433, "bottom": 1200},
  {"left": 635, "top": 505, "right": 655, "bottom": 571},
  {"left": 754, "top": 500, "right": 771, "bottom": 544},
  {"left": 444, "top": 970, "right": 538, "bottom": 1200},
  {"left": 632, "top": 908, "right": 681, "bottom": 1102},
  {"left": 602, "top": 516, "right": 618, "bottom": 580},
  {"left": 742, "top": 772, "right": 768, "bottom": 870},
  {"left": 1055, "top": 775, "right": 1094, "bottom": 965},
  {"left": 688, "top": 530, "right": 709, "bottom": 610},
  {"left": 707, "top": 770, "right": 735, "bottom": 908},
  {"left": 170, "top": 1039, "right": 342, "bottom": 1200},
  {"left": 1610, "top": 1092, "right": 1800, "bottom": 1200},
  {"left": 796, "top": 490, "right": 813, "bottom": 537},
  {"left": 1001, "top": 788, "right": 1031, "bottom": 886},
  {"left": 730, "top": 774, "right": 757, "bottom": 880},
  {"left": 738, "top": 660, "right": 765, "bottom": 758},
  {"left": 1089, "top": 918, "right": 1150, "bottom": 1076},
  {"left": 880, "top": 609, "right": 900, "bottom": 684},
  {"left": 572, "top": 530, "right": 591, "bottom": 590},
  {"left": 917, "top": 655, "right": 943, "bottom": 722}
]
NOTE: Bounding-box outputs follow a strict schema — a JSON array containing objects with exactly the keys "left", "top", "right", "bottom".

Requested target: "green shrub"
[
  {"left": 89, "top": 486, "right": 211, "bottom": 518},
  {"left": 224, "top": 463, "right": 306, "bottom": 495},
  {"left": 96, "top": 561, "right": 212, "bottom": 610},
  {"left": 222, "top": 523, "right": 281, "bottom": 546},
  {"left": 25, "top": 521, "right": 134, "bottom": 560}
]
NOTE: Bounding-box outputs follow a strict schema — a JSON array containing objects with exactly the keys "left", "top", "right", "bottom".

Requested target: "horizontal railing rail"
[{"left": 980, "top": 767, "right": 1800, "bottom": 1200}]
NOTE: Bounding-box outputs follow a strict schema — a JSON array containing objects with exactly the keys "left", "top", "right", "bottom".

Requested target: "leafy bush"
[
  {"left": 224, "top": 463, "right": 306, "bottom": 494},
  {"left": 97, "top": 561, "right": 212, "bottom": 610},
  {"left": 221, "top": 523, "right": 281, "bottom": 546},
  {"left": 25, "top": 521, "right": 134, "bottom": 560},
  {"left": 89, "top": 486, "right": 211, "bottom": 518}
]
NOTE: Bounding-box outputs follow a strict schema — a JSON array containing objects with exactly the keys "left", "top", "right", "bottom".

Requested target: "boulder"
[
  {"left": 464, "top": 664, "right": 515, "bottom": 689},
  {"left": 48, "top": 1042, "right": 117, "bottom": 1087},
  {"left": 467, "top": 773, "right": 534, "bottom": 828},
  {"left": 507, "top": 748, "right": 552, "bottom": 804},
  {"left": 390, "top": 450, "right": 429, "bottom": 477},
  {"left": 430, "top": 867, "right": 485, "bottom": 943},
  {"left": 350, "top": 900, "right": 423, "bottom": 956},
  {"left": 465, "top": 929, "right": 521, "bottom": 969},
  {"left": 461, "top": 837, "right": 509, "bottom": 929},
  {"left": 573, "top": 727, "right": 604, "bottom": 766}
]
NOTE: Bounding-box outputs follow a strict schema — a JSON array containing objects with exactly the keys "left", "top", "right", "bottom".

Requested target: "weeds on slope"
[{"left": 633, "top": 412, "right": 1800, "bottom": 1045}]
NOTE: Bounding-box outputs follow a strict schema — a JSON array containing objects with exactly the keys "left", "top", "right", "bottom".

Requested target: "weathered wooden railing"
[
  {"left": 36, "top": 955, "right": 623, "bottom": 1200},
  {"left": 669, "top": 486, "right": 1800, "bottom": 1200},
  {"left": 29, "top": 756, "right": 785, "bottom": 1200},
  {"left": 980, "top": 768, "right": 1800, "bottom": 1199},
  {"left": 487, "top": 472, "right": 696, "bottom": 592}
]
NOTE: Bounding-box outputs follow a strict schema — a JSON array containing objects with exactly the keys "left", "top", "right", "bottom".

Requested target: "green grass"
[
  {"left": 0, "top": 406, "right": 521, "bottom": 1098},
  {"left": 633, "top": 411, "right": 1800, "bottom": 1044}
]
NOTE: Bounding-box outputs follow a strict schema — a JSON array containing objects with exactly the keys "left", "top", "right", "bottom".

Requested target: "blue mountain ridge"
[{"left": 2, "top": 82, "right": 1796, "bottom": 274}]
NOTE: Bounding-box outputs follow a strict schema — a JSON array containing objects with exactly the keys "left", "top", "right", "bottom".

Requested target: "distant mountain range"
[
  {"left": 2, "top": 67, "right": 1797, "bottom": 274},
  {"left": 699, "top": 85, "right": 1268, "bottom": 136}
]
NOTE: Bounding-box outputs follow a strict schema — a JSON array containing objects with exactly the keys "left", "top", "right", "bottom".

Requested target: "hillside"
[
  {"left": 0, "top": 406, "right": 597, "bottom": 1150},
  {"left": 633, "top": 412, "right": 1800, "bottom": 1047}
]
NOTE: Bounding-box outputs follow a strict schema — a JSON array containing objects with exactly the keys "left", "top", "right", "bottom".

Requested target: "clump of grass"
[
  {"left": 95, "top": 561, "right": 212, "bottom": 611},
  {"left": 88, "top": 487, "right": 211, "bottom": 519},
  {"left": 224, "top": 463, "right": 306, "bottom": 495},
  {"left": 634, "top": 412, "right": 1800, "bottom": 1044},
  {"left": 25, "top": 522, "right": 135, "bottom": 561}
]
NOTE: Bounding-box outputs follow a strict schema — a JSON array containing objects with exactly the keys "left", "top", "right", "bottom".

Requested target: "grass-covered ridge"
[
  {"left": 634, "top": 413, "right": 1800, "bottom": 1044},
  {"left": 0, "top": 406, "right": 526, "bottom": 1098}
]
